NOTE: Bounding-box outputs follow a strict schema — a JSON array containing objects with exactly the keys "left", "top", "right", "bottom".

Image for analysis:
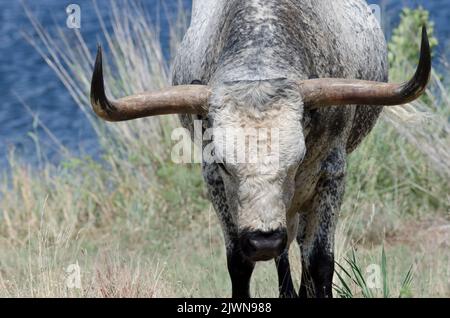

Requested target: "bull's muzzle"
[{"left": 240, "top": 229, "right": 287, "bottom": 262}]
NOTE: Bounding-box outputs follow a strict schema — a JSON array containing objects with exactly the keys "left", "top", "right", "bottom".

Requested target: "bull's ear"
[
  {"left": 298, "top": 26, "right": 431, "bottom": 108},
  {"left": 90, "top": 46, "right": 211, "bottom": 122}
]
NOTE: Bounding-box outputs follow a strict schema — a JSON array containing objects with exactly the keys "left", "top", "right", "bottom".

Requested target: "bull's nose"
[{"left": 240, "top": 229, "right": 287, "bottom": 262}]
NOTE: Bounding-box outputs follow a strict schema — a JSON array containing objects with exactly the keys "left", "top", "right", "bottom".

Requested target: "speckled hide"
[{"left": 172, "top": 0, "right": 387, "bottom": 298}]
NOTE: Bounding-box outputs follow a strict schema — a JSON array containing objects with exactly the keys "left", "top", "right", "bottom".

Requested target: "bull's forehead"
[
  {"left": 209, "top": 78, "right": 304, "bottom": 120},
  {"left": 209, "top": 79, "right": 306, "bottom": 175}
]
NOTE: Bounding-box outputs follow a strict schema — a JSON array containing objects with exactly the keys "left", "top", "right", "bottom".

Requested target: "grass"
[
  {"left": 0, "top": 2, "right": 448, "bottom": 298},
  {"left": 334, "top": 248, "right": 414, "bottom": 298}
]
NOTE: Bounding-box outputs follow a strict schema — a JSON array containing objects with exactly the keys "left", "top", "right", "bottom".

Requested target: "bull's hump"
[{"left": 176, "top": 0, "right": 386, "bottom": 85}]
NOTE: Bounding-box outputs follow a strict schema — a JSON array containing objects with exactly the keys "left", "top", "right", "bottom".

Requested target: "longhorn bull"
[{"left": 90, "top": 0, "right": 430, "bottom": 298}]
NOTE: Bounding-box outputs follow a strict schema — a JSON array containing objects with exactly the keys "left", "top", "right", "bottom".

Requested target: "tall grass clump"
[
  {"left": 0, "top": 3, "right": 448, "bottom": 297},
  {"left": 334, "top": 248, "right": 414, "bottom": 298}
]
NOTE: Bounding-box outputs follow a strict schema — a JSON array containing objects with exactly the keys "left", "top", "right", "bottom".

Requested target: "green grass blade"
[
  {"left": 399, "top": 265, "right": 414, "bottom": 298},
  {"left": 381, "top": 246, "right": 390, "bottom": 298}
]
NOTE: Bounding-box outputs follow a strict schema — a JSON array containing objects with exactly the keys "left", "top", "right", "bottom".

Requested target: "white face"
[{"left": 209, "top": 81, "right": 306, "bottom": 245}]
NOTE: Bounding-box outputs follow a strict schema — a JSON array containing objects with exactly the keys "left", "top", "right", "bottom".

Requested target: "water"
[{"left": 0, "top": 0, "right": 448, "bottom": 169}]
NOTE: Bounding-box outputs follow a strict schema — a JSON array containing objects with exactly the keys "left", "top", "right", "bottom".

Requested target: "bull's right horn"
[{"left": 90, "top": 46, "right": 211, "bottom": 122}]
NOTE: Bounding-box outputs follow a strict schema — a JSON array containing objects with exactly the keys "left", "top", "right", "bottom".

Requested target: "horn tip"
[
  {"left": 94, "top": 45, "right": 102, "bottom": 72},
  {"left": 421, "top": 25, "right": 431, "bottom": 54},
  {"left": 420, "top": 24, "right": 432, "bottom": 79},
  {"left": 91, "top": 47, "right": 104, "bottom": 101},
  {"left": 90, "top": 44, "right": 115, "bottom": 120},
  {"left": 95, "top": 44, "right": 103, "bottom": 62},
  {"left": 398, "top": 25, "right": 432, "bottom": 103}
]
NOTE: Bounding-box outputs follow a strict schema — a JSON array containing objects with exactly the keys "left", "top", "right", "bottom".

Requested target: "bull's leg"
[
  {"left": 275, "top": 251, "right": 297, "bottom": 298},
  {"left": 203, "top": 163, "right": 255, "bottom": 298},
  {"left": 227, "top": 241, "right": 255, "bottom": 298},
  {"left": 297, "top": 150, "right": 346, "bottom": 298}
]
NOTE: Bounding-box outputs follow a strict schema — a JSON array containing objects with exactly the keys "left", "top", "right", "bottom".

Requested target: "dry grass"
[{"left": 0, "top": 2, "right": 448, "bottom": 298}]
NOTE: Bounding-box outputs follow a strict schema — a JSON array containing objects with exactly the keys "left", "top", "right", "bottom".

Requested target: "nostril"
[
  {"left": 241, "top": 230, "right": 287, "bottom": 261},
  {"left": 248, "top": 236, "right": 284, "bottom": 251}
]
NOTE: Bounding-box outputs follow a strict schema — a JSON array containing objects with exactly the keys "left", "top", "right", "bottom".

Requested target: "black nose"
[{"left": 240, "top": 229, "right": 287, "bottom": 262}]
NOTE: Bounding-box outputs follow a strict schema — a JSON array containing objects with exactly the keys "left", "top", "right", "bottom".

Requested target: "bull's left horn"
[
  {"left": 298, "top": 26, "right": 431, "bottom": 108},
  {"left": 90, "top": 46, "right": 210, "bottom": 122}
]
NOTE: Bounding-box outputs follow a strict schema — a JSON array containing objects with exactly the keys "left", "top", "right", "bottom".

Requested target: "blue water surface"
[{"left": 0, "top": 0, "right": 448, "bottom": 169}]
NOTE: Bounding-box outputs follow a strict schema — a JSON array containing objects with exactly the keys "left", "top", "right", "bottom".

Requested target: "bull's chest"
[{"left": 289, "top": 107, "right": 353, "bottom": 213}]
